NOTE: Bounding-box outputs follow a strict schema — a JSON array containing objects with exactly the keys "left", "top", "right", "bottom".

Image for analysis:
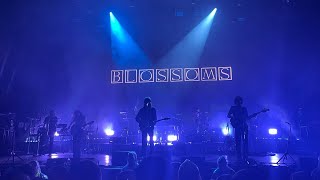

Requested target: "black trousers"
[
  {"left": 235, "top": 127, "right": 248, "bottom": 160},
  {"left": 73, "top": 136, "right": 82, "bottom": 159},
  {"left": 48, "top": 130, "right": 56, "bottom": 155},
  {"left": 141, "top": 128, "right": 154, "bottom": 156},
  {"left": 48, "top": 135, "right": 54, "bottom": 155}
]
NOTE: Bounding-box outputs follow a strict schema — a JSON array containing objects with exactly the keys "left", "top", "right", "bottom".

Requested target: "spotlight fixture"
[
  {"left": 104, "top": 128, "right": 115, "bottom": 136},
  {"left": 147, "top": 135, "right": 157, "bottom": 142},
  {"left": 268, "top": 128, "right": 278, "bottom": 135},
  {"left": 167, "top": 135, "right": 178, "bottom": 142},
  {"left": 222, "top": 128, "right": 230, "bottom": 136}
]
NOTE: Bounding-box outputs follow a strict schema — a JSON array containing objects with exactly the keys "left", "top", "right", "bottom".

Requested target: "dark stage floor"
[{"left": 0, "top": 152, "right": 297, "bottom": 167}]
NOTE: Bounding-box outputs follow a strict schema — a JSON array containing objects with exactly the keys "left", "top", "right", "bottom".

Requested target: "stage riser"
[{"left": 11, "top": 138, "right": 311, "bottom": 156}]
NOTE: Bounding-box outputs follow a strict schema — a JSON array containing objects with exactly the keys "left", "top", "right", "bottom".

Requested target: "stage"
[
  {"left": 1, "top": 0, "right": 320, "bottom": 179},
  {"left": 0, "top": 152, "right": 297, "bottom": 167},
  {"left": 0, "top": 139, "right": 318, "bottom": 180}
]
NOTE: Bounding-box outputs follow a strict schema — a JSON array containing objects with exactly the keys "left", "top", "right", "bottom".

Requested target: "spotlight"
[
  {"left": 208, "top": 8, "right": 217, "bottom": 19},
  {"left": 147, "top": 135, "right": 157, "bottom": 142},
  {"left": 222, "top": 128, "right": 230, "bottom": 136},
  {"left": 54, "top": 132, "right": 59, "bottom": 137},
  {"left": 268, "top": 128, "right": 278, "bottom": 135},
  {"left": 104, "top": 129, "right": 115, "bottom": 136},
  {"left": 158, "top": 7, "right": 217, "bottom": 67},
  {"left": 167, "top": 135, "right": 178, "bottom": 142}
]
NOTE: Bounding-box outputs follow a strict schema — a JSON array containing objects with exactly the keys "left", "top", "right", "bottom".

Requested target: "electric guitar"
[
  {"left": 230, "top": 108, "right": 269, "bottom": 128},
  {"left": 70, "top": 121, "right": 94, "bottom": 135},
  {"left": 139, "top": 118, "right": 170, "bottom": 131}
]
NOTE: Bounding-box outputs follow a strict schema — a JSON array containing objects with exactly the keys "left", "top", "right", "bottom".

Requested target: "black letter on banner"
[
  {"left": 184, "top": 68, "right": 200, "bottom": 81},
  {"left": 156, "top": 69, "right": 169, "bottom": 82},
  {"left": 139, "top": 69, "right": 154, "bottom": 83},
  {"left": 170, "top": 68, "right": 183, "bottom": 82},
  {"left": 201, "top": 67, "right": 217, "bottom": 81},
  {"left": 111, "top": 70, "right": 124, "bottom": 84},
  {"left": 218, "top": 67, "right": 232, "bottom": 81}
]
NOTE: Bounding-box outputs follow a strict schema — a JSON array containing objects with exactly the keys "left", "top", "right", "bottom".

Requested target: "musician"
[
  {"left": 44, "top": 110, "right": 58, "bottom": 156},
  {"left": 136, "top": 97, "right": 157, "bottom": 156},
  {"left": 227, "top": 96, "right": 249, "bottom": 161},
  {"left": 69, "top": 110, "right": 86, "bottom": 159}
]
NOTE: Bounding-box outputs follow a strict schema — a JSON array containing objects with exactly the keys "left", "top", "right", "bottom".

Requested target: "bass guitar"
[
  {"left": 139, "top": 118, "right": 170, "bottom": 131},
  {"left": 230, "top": 108, "right": 269, "bottom": 128}
]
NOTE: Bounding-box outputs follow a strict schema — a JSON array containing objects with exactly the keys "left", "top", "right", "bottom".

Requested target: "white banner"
[{"left": 110, "top": 66, "right": 232, "bottom": 84}]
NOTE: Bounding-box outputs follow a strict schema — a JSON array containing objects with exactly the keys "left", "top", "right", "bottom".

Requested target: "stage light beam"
[
  {"left": 208, "top": 8, "right": 217, "bottom": 20},
  {"left": 109, "top": 12, "right": 150, "bottom": 68},
  {"left": 109, "top": 12, "right": 125, "bottom": 42},
  {"left": 158, "top": 8, "right": 217, "bottom": 67}
]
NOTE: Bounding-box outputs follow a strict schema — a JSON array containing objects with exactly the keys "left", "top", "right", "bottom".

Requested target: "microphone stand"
[
  {"left": 277, "top": 122, "right": 295, "bottom": 164},
  {"left": 5, "top": 116, "right": 24, "bottom": 164}
]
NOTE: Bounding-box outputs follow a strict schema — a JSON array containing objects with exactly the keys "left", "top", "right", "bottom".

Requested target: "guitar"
[
  {"left": 70, "top": 121, "right": 94, "bottom": 135},
  {"left": 139, "top": 118, "right": 170, "bottom": 131},
  {"left": 230, "top": 108, "right": 269, "bottom": 128}
]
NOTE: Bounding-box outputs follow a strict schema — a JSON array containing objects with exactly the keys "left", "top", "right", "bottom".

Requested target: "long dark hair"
[
  {"left": 234, "top": 96, "right": 243, "bottom": 106},
  {"left": 144, "top": 97, "right": 152, "bottom": 107}
]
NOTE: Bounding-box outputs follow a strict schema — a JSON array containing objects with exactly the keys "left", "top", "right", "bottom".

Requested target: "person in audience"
[
  {"left": 178, "top": 159, "right": 202, "bottom": 180},
  {"left": 70, "top": 160, "right": 102, "bottom": 180},
  {"left": 211, "top": 156, "right": 235, "bottom": 180},
  {"left": 311, "top": 155, "right": 320, "bottom": 180},
  {"left": 135, "top": 156, "right": 171, "bottom": 180},
  {"left": 171, "top": 162, "right": 182, "bottom": 180},
  {"left": 4, "top": 167, "right": 31, "bottom": 180},
  {"left": 232, "top": 168, "right": 265, "bottom": 180},
  {"left": 122, "top": 151, "right": 139, "bottom": 172},
  {"left": 48, "top": 166, "right": 69, "bottom": 180},
  {"left": 24, "top": 161, "right": 48, "bottom": 180},
  {"left": 117, "top": 170, "right": 136, "bottom": 180}
]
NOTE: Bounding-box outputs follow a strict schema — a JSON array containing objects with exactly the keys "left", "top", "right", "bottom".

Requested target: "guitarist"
[
  {"left": 44, "top": 110, "right": 58, "bottom": 156},
  {"left": 69, "top": 110, "right": 86, "bottom": 159},
  {"left": 136, "top": 97, "right": 157, "bottom": 156},
  {"left": 228, "top": 96, "right": 249, "bottom": 161}
]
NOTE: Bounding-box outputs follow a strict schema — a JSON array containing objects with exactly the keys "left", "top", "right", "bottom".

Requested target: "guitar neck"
[
  {"left": 154, "top": 118, "right": 170, "bottom": 123},
  {"left": 248, "top": 111, "right": 262, "bottom": 119},
  {"left": 154, "top": 119, "right": 163, "bottom": 123}
]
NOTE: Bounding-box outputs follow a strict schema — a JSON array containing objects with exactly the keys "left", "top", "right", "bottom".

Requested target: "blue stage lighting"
[
  {"left": 221, "top": 123, "right": 231, "bottom": 136},
  {"left": 222, "top": 128, "right": 231, "bottom": 136},
  {"left": 208, "top": 8, "right": 217, "bottom": 19},
  {"left": 158, "top": 8, "right": 218, "bottom": 67},
  {"left": 268, "top": 128, "right": 278, "bottom": 135},
  {"left": 167, "top": 135, "right": 178, "bottom": 142},
  {"left": 109, "top": 12, "right": 149, "bottom": 68},
  {"left": 109, "top": 12, "right": 125, "bottom": 42},
  {"left": 147, "top": 135, "right": 157, "bottom": 142},
  {"left": 104, "top": 128, "right": 115, "bottom": 136},
  {"left": 54, "top": 131, "right": 59, "bottom": 137}
]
